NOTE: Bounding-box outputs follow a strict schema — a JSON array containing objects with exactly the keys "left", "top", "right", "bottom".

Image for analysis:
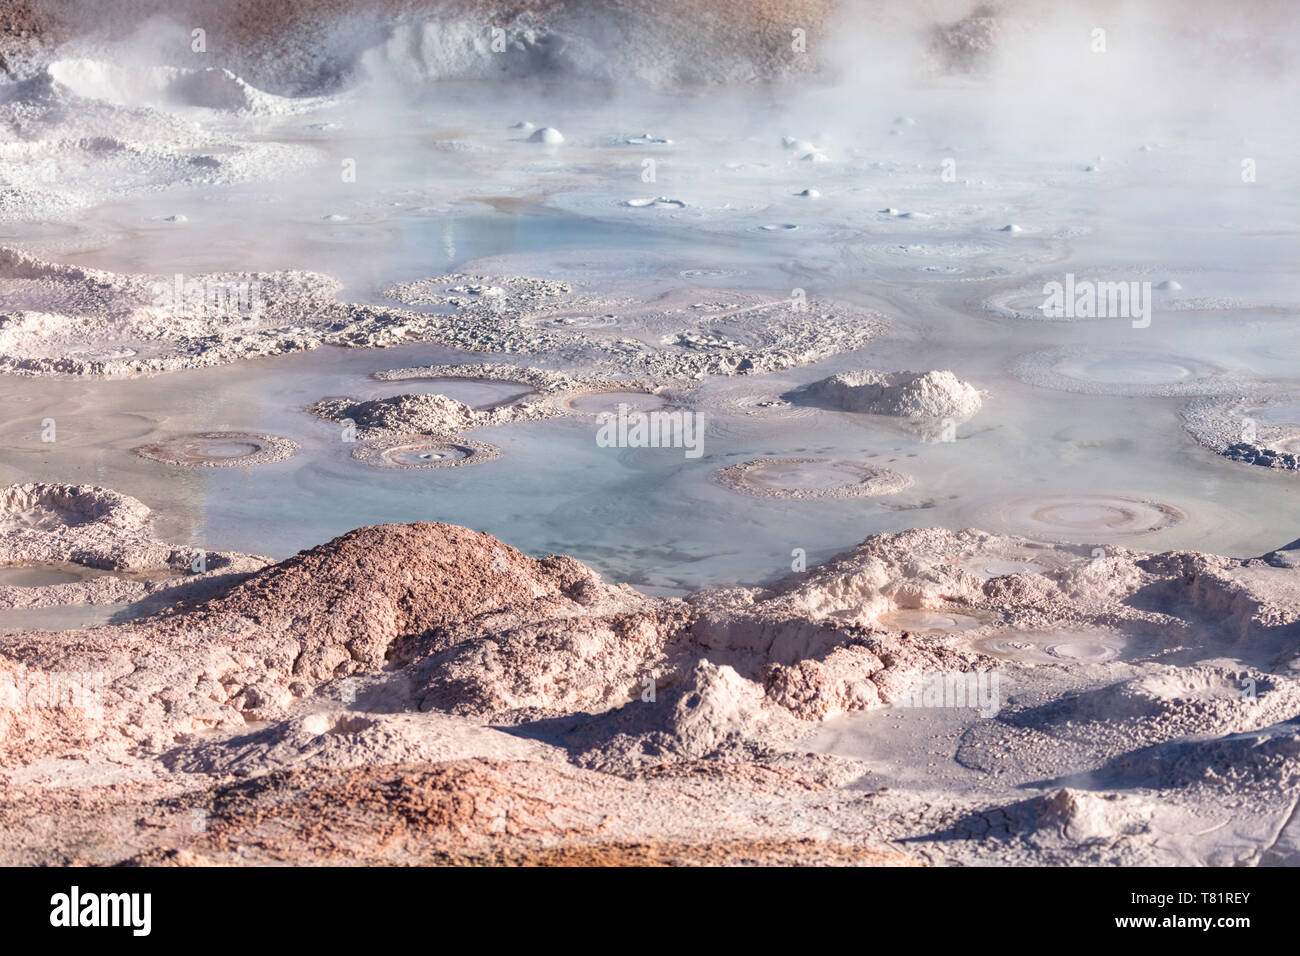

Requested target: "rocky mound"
[
  {"left": 310, "top": 393, "right": 480, "bottom": 438},
  {"left": 6, "top": 499, "right": 1300, "bottom": 864},
  {"left": 804, "top": 369, "right": 982, "bottom": 420}
]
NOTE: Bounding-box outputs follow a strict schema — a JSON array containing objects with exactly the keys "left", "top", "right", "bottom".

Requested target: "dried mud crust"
[
  {"left": 0, "top": 249, "right": 885, "bottom": 382},
  {"left": 382, "top": 275, "right": 888, "bottom": 379},
  {"left": 307, "top": 366, "right": 678, "bottom": 459},
  {"left": 1182, "top": 393, "right": 1300, "bottom": 471},
  {"left": 714, "top": 457, "right": 913, "bottom": 499},
  {"left": 133, "top": 432, "right": 300, "bottom": 468}
]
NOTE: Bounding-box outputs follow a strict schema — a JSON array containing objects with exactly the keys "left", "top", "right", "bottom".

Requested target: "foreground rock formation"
[{"left": 3, "top": 482, "right": 1300, "bottom": 865}]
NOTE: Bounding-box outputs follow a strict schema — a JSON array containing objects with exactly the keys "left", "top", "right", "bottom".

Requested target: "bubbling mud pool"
[
  {"left": 0, "top": 335, "right": 1294, "bottom": 595},
  {"left": 4, "top": 2, "right": 1300, "bottom": 873},
  {"left": 0, "top": 74, "right": 1296, "bottom": 597}
]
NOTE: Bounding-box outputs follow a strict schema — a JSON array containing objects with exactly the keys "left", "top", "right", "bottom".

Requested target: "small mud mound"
[
  {"left": 0, "top": 482, "right": 263, "bottom": 604},
  {"left": 0, "top": 483, "right": 147, "bottom": 533},
  {"left": 1116, "top": 721, "right": 1300, "bottom": 792},
  {"left": 378, "top": 377, "right": 537, "bottom": 409},
  {"left": 958, "top": 666, "right": 1300, "bottom": 786},
  {"left": 1070, "top": 666, "right": 1296, "bottom": 732},
  {"left": 804, "top": 369, "right": 982, "bottom": 420},
  {"left": 935, "top": 789, "right": 1151, "bottom": 851},
  {"left": 134, "top": 432, "right": 298, "bottom": 467},
  {"left": 311, "top": 393, "right": 478, "bottom": 438},
  {"left": 352, "top": 437, "right": 502, "bottom": 470},
  {"left": 716, "top": 458, "right": 912, "bottom": 500}
]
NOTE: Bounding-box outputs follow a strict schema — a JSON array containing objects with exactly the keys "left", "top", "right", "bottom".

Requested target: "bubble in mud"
[
  {"left": 511, "top": 121, "right": 535, "bottom": 130},
  {"left": 796, "top": 188, "right": 821, "bottom": 198},
  {"left": 760, "top": 223, "right": 799, "bottom": 231},
  {"left": 134, "top": 432, "right": 299, "bottom": 468},
  {"left": 715, "top": 458, "right": 912, "bottom": 500},
  {"left": 973, "top": 636, "right": 1056, "bottom": 665},
  {"left": 970, "top": 494, "right": 1183, "bottom": 543},
  {"left": 1043, "top": 636, "right": 1123, "bottom": 663},
  {"left": 999, "top": 224, "right": 1023, "bottom": 233},
  {"left": 528, "top": 127, "right": 564, "bottom": 144},
  {"left": 352, "top": 438, "right": 502, "bottom": 470},
  {"left": 1156, "top": 280, "right": 1182, "bottom": 291},
  {"left": 974, "top": 630, "right": 1127, "bottom": 666}
]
